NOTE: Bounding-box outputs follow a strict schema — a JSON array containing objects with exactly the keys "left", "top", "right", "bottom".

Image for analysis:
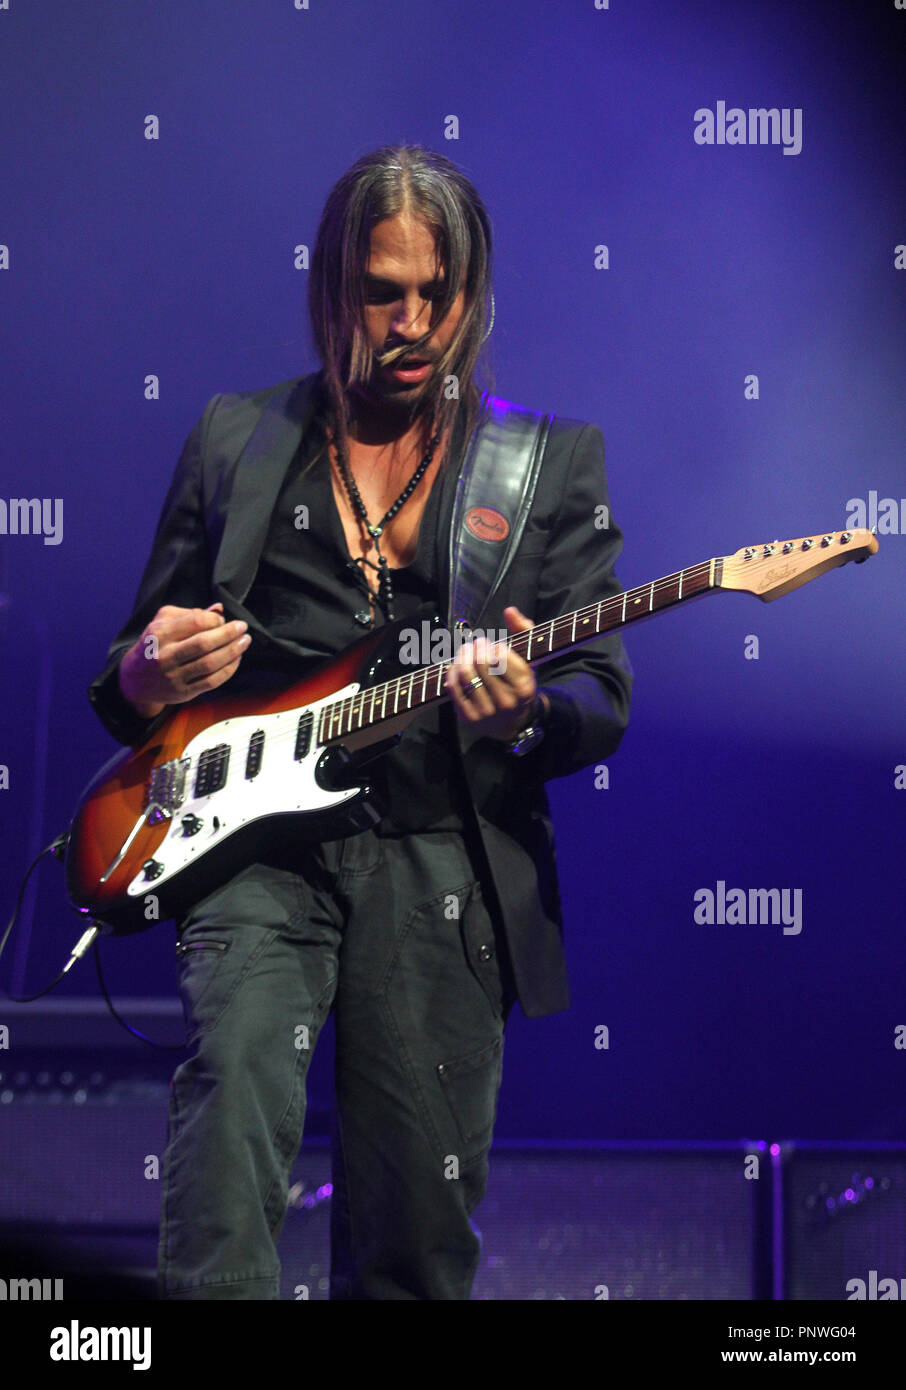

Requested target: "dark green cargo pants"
[{"left": 157, "top": 826, "right": 515, "bottom": 1300}]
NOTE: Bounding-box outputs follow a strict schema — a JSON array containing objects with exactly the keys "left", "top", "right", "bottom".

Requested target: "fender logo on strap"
[{"left": 465, "top": 506, "right": 510, "bottom": 542}]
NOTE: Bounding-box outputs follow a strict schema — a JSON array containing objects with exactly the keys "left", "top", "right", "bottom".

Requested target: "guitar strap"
[{"left": 446, "top": 393, "right": 553, "bottom": 630}]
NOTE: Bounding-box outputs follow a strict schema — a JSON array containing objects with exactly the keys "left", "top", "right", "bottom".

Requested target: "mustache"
[{"left": 375, "top": 343, "right": 438, "bottom": 370}]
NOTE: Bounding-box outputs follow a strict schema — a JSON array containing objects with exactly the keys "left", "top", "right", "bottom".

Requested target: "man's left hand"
[{"left": 445, "top": 605, "right": 548, "bottom": 742}]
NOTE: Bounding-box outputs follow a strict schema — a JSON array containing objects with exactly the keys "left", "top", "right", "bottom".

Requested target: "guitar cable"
[
  {"left": 0, "top": 830, "right": 187, "bottom": 1049},
  {"left": 0, "top": 833, "right": 71, "bottom": 1001}
]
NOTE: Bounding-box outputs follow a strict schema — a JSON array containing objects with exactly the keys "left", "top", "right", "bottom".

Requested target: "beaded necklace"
[{"left": 332, "top": 425, "right": 441, "bottom": 623}]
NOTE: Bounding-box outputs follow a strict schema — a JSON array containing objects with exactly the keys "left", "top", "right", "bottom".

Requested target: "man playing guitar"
[{"left": 87, "top": 145, "right": 633, "bottom": 1300}]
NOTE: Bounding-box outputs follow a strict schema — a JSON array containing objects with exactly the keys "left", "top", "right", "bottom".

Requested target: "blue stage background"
[{"left": 1, "top": 0, "right": 903, "bottom": 1143}]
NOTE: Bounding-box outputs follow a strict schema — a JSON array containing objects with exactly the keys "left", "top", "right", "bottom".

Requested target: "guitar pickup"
[
  {"left": 245, "top": 729, "right": 265, "bottom": 780},
  {"left": 194, "top": 743, "right": 230, "bottom": 797},
  {"left": 295, "top": 712, "right": 313, "bottom": 761}
]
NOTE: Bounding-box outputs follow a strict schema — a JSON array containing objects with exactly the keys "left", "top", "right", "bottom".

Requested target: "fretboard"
[{"left": 317, "top": 555, "right": 721, "bottom": 745}]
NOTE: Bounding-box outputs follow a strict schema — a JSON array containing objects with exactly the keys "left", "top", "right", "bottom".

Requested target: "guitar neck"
[{"left": 317, "top": 556, "right": 719, "bottom": 746}]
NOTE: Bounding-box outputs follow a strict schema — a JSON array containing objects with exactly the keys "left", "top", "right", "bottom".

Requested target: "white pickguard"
[{"left": 125, "top": 683, "right": 362, "bottom": 898}]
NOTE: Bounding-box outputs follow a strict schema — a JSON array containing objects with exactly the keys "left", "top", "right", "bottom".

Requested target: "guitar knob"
[
  {"left": 142, "top": 859, "right": 164, "bottom": 881},
  {"left": 180, "top": 813, "right": 203, "bottom": 837}
]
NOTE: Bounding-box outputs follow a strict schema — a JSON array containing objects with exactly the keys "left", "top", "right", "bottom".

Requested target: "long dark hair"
[{"left": 308, "top": 144, "right": 495, "bottom": 468}]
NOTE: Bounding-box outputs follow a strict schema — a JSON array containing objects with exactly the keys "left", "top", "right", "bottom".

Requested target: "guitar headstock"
[{"left": 720, "top": 528, "right": 879, "bottom": 601}]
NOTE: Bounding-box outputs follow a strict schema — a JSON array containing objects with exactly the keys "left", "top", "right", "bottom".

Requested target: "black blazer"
[{"left": 88, "top": 372, "right": 633, "bottom": 1017}]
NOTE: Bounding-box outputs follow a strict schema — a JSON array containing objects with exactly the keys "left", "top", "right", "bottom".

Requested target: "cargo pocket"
[
  {"left": 460, "top": 881, "right": 509, "bottom": 1021},
  {"left": 175, "top": 929, "right": 232, "bottom": 1018},
  {"left": 436, "top": 1035, "right": 503, "bottom": 1165},
  {"left": 175, "top": 939, "right": 230, "bottom": 956}
]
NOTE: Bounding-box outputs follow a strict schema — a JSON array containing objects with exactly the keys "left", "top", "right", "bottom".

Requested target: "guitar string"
[
  {"left": 314, "top": 541, "right": 839, "bottom": 740},
  {"left": 151, "top": 534, "right": 859, "bottom": 815},
  {"left": 305, "top": 559, "right": 715, "bottom": 746},
  {"left": 169, "top": 559, "right": 717, "bottom": 799}
]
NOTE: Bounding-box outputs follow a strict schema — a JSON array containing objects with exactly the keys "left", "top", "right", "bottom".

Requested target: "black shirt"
[{"left": 242, "top": 405, "right": 471, "bottom": 834}]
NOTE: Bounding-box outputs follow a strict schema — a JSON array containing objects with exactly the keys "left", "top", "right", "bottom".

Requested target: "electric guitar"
[{"left": 65, "top": 527, "right": 878, "bottom": 934}]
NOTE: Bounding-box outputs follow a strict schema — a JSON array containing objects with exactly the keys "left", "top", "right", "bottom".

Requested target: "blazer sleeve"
[
  {"left": 86, "top": 394, "right": 221, "bottom": 746},
  {"left": 529, "top": 421, "right": 633, "bottom": 782}
]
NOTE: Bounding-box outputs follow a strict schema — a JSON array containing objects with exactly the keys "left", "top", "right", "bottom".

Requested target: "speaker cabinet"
[{"left": 780, "top": 1145, "right": 906, "bottom": 1301}]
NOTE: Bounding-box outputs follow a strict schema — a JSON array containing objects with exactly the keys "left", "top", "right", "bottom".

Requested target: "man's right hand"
[{"left": 117, "top": 602, "right": 252, "bottom": 719}]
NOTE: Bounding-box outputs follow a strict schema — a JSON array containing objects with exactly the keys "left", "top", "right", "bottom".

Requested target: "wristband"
[{"left": 507, "top": 693, "right": 547, "bottom": 757}]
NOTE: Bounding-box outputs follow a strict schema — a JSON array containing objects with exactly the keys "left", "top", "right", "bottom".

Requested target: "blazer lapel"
[
  {"left": 212, "top": 376, "right": 471, "bottom": 628},
  {"left": 212, "top": 373, "right": 321, "bottom": 605},
  {"left": 434, "top": 405, "right": 470, "bottom": 621}
]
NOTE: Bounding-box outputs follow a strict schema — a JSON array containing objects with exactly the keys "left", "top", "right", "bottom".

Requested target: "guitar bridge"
[{"left": 145, "top": 758, "right": 191, "bottom": 821}]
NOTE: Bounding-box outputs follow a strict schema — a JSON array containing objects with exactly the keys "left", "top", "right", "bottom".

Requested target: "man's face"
[{"left": 357, "top": 211, "right": 466, "bottom": 411}]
